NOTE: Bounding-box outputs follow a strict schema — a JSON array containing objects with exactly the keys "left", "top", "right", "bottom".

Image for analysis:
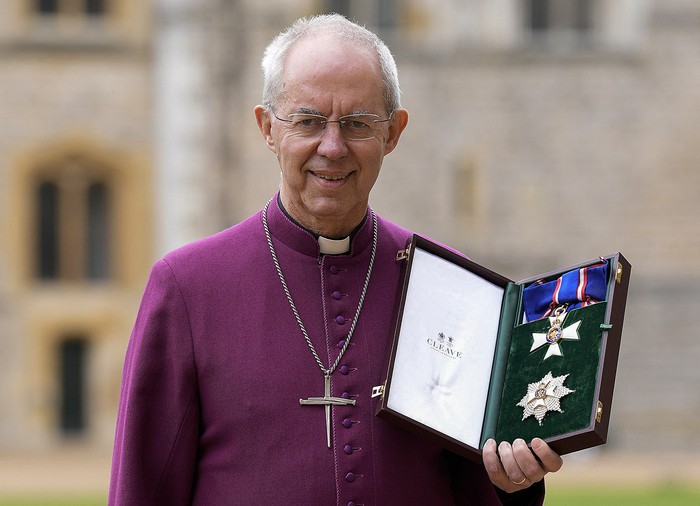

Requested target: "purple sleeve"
[
  {"left": 448, "top": 452, "right": 546, "bottom": 505},
  {"left": 109, "top": 260, "right": 200, "bottom": 505}
]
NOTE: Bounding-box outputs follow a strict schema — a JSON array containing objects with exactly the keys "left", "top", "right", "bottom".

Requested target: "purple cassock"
[{"left": 109, "top": 195, "right": 544, "bottom": 505}]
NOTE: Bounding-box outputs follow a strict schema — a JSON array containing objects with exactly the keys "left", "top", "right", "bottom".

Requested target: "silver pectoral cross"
[{"left": 299, "top": 374, "right": 356, "bottom": 448}]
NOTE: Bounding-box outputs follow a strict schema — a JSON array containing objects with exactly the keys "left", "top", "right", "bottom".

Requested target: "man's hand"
[{"left": 482, "top": 437, "right": 563, "bottom": 493}]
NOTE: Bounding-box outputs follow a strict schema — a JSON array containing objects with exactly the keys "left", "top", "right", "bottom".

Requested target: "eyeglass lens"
[{"left": 282, "top": 114, "right": 388, "bottom": 140}]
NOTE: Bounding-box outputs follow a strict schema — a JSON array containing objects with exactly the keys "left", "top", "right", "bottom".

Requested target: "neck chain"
[{"left": 262, "top": 198, "right": 378, "bottom": 378}]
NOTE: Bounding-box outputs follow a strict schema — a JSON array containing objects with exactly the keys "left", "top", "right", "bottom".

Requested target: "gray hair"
[{"left": 260, "top": 14, "right": 401, "bottom": 115}]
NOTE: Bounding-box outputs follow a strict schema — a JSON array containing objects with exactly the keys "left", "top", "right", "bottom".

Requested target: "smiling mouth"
[{"left": 313, "top": 172, "right": 350, "bottom": 181}]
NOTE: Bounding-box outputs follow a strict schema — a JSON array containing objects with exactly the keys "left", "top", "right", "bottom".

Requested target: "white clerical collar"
[{"left": 318, "top": 235, "right": 351, "bottom": 255}]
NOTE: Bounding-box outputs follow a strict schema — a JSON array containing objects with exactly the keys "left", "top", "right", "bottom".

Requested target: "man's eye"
[
  {"left": 294, "top": 116, "right": 324, "bottom": 127},
  {"left": 342, "top": 118, "right": 372, "bottom": 130},
  {"left": 348, "top": 120, "right": 370, "bottom": 129}
]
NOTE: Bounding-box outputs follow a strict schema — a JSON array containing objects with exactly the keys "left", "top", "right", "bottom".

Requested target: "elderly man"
[{"left": 109, "top": 14, "right": 562, "bottom": 505}]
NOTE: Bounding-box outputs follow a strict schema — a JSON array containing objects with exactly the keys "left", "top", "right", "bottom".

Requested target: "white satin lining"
[{"left": 386, "top": 247, "right": 505, "bottom": 448}]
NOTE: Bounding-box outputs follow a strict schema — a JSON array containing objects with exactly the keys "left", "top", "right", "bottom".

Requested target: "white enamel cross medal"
[
  {"left": 299, "top": 374, "right": 356, "bottom": 448},
  {"left": 530, "top": 306, "right": 581, "bottom": 360}
]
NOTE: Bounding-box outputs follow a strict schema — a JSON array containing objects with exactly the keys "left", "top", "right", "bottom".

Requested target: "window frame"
[
  {"left": 523, "top": 0, "right": 596, "bottom": 49},
  {"left": 34, "top": 160, "right": 113, "bottom": 283}
]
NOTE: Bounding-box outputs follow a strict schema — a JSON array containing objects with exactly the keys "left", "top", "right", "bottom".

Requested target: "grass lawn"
[
  {"left": 0, "top": 497, "right": 106, "bottom": 506},
  {"left": 546, "top": 482, "right": 700, "bottom": 505},
  {"left": 1, "top": 484, "right": 699, "bottom": 505}
]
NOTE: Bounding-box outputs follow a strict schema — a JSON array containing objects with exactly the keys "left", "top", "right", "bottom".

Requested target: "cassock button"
[
  {"left": 341, "top": 391, "right": 351, "bottom": 399},
  {"left": 342, "top": 418, "right": 353, "bottom": 429},
  {"left": 336, "top": 315, "right": 346, "bottom": 325},
  {"left": 345, "top": 472, "right": 356, "bottom": 483},
  {"left": 339, "top": 365, "right": 350, "bottom": 375},
  {"left": 337, "top": 339, "right": 345, "bottom": 349},
  {"left": 347, "top": 502, "right": 356, "bottom": 506},
  {"left": 344, "top": 444, "right": 353, "bottom": 455},
  {"left": 330, "top": 265, "right": 340, "bottom": 275},
  {"left": 332, "top": 290, "right": 342, "bottom": 300}
]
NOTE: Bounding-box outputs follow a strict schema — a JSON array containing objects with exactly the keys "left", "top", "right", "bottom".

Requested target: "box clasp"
[
  {"left": 396, "top": 248, "right": 410, "bottom": 261},
  {"left": 596, "top": 400, "right": 604, "bottom": 423},
  {"left": 371, "top": 384, "right": 385, "bottom": 399},
  {"left": 616, "top": 263, "right": 623, "bottom": 284}
]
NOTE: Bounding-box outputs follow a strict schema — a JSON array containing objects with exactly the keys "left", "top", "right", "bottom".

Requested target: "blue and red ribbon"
[{"left": 522, "top": 261, "right": 608, "bottom": 322}]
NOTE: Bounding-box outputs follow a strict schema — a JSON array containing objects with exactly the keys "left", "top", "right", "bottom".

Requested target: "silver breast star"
[{"left": 517, "top": 372, "right": 575, "bottom": 425}]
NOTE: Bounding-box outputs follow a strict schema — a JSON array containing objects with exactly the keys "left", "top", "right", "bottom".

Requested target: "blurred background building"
[{"left": 0, "top": 0, "right": 698, "bottom": 481}]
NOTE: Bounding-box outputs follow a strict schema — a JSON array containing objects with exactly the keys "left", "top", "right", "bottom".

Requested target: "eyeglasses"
[{"left": 273, "top": 111, "right": 393, "bottom": 141}]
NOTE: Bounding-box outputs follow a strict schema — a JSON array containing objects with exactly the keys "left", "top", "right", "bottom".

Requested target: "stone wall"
[{"left": 1, "top": 0, "right": 698, "bottom": 456}]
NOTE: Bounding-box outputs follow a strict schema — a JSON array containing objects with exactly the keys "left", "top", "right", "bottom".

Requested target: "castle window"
[
  {"left": 326, "top": 0, "right": 350, "bottom": 18},
  {"left": 33, "top": 0, "right": 108, "bottom": 17},
  {"left": 86, "top": 181, "right": 110, "bottom": 279},
  {"left": 377, "top": 0, "right": 397, "bottom": 29},
  {"left": 525, "top": 0, "right": 595, "bottom": 47},
  {"left": 34, "top": 161, "right": 112, "bottom": 282},
  {"left": 85, "top": 0, "right": 106, "bottom": 16},
  {"left": 454, "top": 157, "right": 478, "bottom": 223},
  {"left": 58, "top": 336, "right": 88, "bottom": 434},
  {"left": 323, "top": 0, "right": 398, "bottom": 32},
  {"left": 37, "top": 181, "right": 60, "bottom": 279},
  {"left": 36, "top": 0, "right": 59, "bottom": 15}
]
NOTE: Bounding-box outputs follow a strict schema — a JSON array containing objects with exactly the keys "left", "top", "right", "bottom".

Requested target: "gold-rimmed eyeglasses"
[{"left": 273, "top": 111, "right": 393, "bottom": 141}]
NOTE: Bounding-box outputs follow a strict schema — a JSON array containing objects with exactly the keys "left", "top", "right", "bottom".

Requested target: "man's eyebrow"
[
  {"left": 292, "top": 107, "right": 377, "bottom": 116},
  {"left": 345, "top": 109, "right": 374, "bottom": 116},
  {"left": 294, "top": 106, "right": 324, "bottom": 116}
]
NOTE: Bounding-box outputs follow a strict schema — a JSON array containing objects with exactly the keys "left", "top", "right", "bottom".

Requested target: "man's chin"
[{"left": 299, "top": 198, "right": 366, "bottom": 235}]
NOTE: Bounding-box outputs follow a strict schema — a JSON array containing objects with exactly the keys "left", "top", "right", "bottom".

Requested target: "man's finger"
[{"left": 531, "top": 438, "right": 564, "bottom": 473}]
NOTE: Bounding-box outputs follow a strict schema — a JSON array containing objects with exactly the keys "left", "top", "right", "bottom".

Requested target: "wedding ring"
[{"left": 512, "top": 477, "right": 527, "bottom": 485}]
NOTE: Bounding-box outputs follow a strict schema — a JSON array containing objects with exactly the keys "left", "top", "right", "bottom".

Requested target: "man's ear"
[
  {"left": 254, "top": 105, "right": 277, "bottom": 153},
  {"left": 383, "top": 108, "right": 409, "bottom": 155}
]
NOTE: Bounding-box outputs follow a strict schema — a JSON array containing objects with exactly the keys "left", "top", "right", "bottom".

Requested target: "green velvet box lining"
[{"left": 479, "top": 265, "right": 611, "bottom": 447}]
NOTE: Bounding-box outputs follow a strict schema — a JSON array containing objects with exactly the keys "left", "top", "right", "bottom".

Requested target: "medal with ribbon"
[
  {"left": 522, "top": 261, "right": 608, "bottom": 322},
  {"left": 523, "top": 261, "right": 608, "bottom": 360},
  {"left": 530, "top": 305, "right": 581, "bottom": 359}
]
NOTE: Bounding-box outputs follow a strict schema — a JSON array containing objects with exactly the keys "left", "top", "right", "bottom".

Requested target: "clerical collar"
[
  {"left": 276, "top": 194, "right": 365, "bottom": 255},
  {"left": 317, "top": 236, "right": 351, "bottom": 255}
]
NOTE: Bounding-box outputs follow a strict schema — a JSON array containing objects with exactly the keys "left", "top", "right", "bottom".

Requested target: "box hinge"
[
  {"left": 616, "top": 263, "right": 623, "bottom": 284},
  {"left": 596, "top": 400, "right": 604, "bottom": 423},
  {"left": 396, "top": 248, "right": 410, "bottom": 261},
  {"left": 371, "top": 384, "right": 385, "bottom": 399}
]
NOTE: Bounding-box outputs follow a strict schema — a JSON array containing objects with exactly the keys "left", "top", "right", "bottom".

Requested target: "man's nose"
[{"left": 316, "top": 121, "right": 348, "bottom": 158}]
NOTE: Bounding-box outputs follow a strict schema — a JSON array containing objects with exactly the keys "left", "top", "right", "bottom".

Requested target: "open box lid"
[{"left": 373, "top": 235, "right": 630, "bottom": 462}]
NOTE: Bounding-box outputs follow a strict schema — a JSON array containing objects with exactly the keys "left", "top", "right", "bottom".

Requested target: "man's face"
[{"left": 255, "top": 35, "right": 408, "bottom": 238}]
